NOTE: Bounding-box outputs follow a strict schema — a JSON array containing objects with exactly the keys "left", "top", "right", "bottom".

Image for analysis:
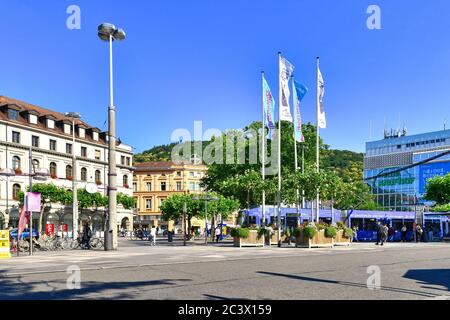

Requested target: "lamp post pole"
[
  {"left": 72, "top": 119, "right": 78, "bottom": 240},
  {"left": 98, "top": 23, "right": 125, "bottom": 251},
  {"left": 65, "top": 112, "right": 81, "bottom": 240}
]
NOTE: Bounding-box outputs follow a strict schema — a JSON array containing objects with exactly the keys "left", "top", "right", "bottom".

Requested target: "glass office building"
[{"left": 364, "top": 129, "right": 450, "bottom": 211}]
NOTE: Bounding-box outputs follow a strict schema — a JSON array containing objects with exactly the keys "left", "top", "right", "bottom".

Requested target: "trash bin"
[{"left": 168, "top": 231, "right": 173, "bottom": 243}]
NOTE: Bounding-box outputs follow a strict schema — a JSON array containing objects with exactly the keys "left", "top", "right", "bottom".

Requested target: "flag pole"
[
  {"left": 315, "top": 57, "right": 320, "bottom": 223},
  {"left": 292, "top": 76, "right": 300, "bottom": 227},
  {"left": 277, "top": 52, "right": 282, "bottom": 247},
  {"left": 261, "top": 71, "right": 266, "bottom": 227}
]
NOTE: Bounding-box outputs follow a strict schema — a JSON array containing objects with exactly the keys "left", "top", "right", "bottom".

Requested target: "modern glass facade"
[{"left": 364, "top": 130, "right": 450, "bottom": 211}]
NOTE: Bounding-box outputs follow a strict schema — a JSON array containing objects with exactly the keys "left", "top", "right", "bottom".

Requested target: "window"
[
  {"left": 121, "top": 156, "right": 126, "bottom": 165},
  {"left": 159, "top": 198, "right": 165, "bottom": 209},
  {"left": 176, "top": 171, "right": 182, "bottom": 177},
  {"left": 126, "top": 157, "right": 131, "bottom": 166},
  {"left": 12, "top": 184, "right": 21, "bottom": 200},
  {"left": 81, "top": 147, "right": 87, "bottom": 157},
  {"left": 146, "top": 199, "right": 152, "bottom": 210},
  {"left": 50, "top": 162, "right": 57, "bottom": 178},
  {"left": 95, "top": 170, "right": 101, "bottom": 184},
  {"left": 95, "top": 150, "right": 101, "bottom": 160},
  {"left": 189, "top": 172, "right": 194, "bottom": 177},
  {"left": 160, "top": 182, "right": 166, "bottom": 191},
  {"left": 66, "top": 165, "right": 73, "bottom": 179},
  {"left": 66, "top": 143, "right": 72, "bottom": 154},
  {"left": 80, "top": 168, "right": 87, "bottom": 182},
  {"left": 12, "top": 156, "right": 21, "bottom": 171},
  {"left": 123, "top": 175, "right": 129, "bottom": 187},
  {"left": 49, "top": 139, "right": 57, "bottom": 151},
  {"left": 8, "top": 109, "right": 19, "bottom": 120},
  {"left": 176, "top": 181, "right": 182, "bottom": 191},
  {"left": 189, "top": 182, "right": 195, "bottom": 191},
  {"left": 146, "top": 182, "right": 152, "bottom": 191},
  {"left": 12, "top": 131, "right": 20, "bottom": 144},
  {"left": 32, "top": 159, "right": 40, "bottom": 173},
  {"left": 32, "top": 136, "right": 40, "bottom": 148},
  {"left": 133, "top": 183, "right": 137, "bottom": 192}
]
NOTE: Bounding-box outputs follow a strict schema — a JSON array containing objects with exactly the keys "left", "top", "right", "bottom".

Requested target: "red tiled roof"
[{"left": 0, "top": 95, "right": 106, "bottom": 144}]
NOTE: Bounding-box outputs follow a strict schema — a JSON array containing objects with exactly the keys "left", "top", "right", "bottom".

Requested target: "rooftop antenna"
[{"left": 444, "top": 119, "right": 448, "bottom": 131}]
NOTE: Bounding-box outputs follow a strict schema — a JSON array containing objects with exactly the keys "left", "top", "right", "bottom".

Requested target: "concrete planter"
[
  {"left": 265, "top": 230, "right": 291, "bottom": 245},
  {"left": 295, "top": 229, "right": 333, "bottom": 248},
  {"left": 334, "top": 229, "right": 351, "bottom": 246},
  {"left": 234, "top": 230, "right": 265, "bottom": 248}
]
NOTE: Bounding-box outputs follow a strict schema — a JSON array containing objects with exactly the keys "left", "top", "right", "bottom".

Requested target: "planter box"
[
  {"left": 234, "top": 230, "right": 265, "bottom": 248},
  {"left": 266, "top": 230, "right": 289, "bottom": 245},
  {"left": 295, "top": 229, "right": 333, "bottom": 248},
  {"left": 334, "top": 230, "right": 351, "bottom": 246}
]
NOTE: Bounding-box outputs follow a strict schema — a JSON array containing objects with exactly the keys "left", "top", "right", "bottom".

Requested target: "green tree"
[
  {"left": 424, "top": 174, "right": 450, "bottom": 205},
  {"left": 160, "top": 194, "right": 203, "bottom": 237}
]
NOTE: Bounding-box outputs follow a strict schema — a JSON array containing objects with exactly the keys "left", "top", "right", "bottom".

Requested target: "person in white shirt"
[
  {"left": 215, "top": 227, "right": 221, "bottom": 243},
  {"left": 150, "top": 225, "right": 157, "bottom": 246}
]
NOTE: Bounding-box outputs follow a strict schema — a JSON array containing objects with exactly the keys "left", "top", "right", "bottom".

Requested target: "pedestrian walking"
[
  {"left": 215, "top": 227, "right": 221, "bottom": 243},
  {"left": 380, "top": 224, "right": 388, "bottom": 246},
  {"left": 416, "top": 225, "right": 423, "bottom": 243},
  {"left": 82, "top": 222, "right": 92, "bottom": 250},
  {"left": 375, "top": 221, "right": 382, "bottom": 245},
  {"left": 150, "top": 225, "right": 157, "bottom": 246},
  {"left": 401, "top": 225, "right": 407, "bottom": 242}
]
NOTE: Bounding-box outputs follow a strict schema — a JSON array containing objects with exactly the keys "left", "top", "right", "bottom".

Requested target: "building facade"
[
  {"left": 0, "top": 96, "right": 134, "bottom": 235},
  {"left": 364, "top": 129, "right": 450, "bottom": 211},
  {"left": 133, "top": 161, "right": 207, "bottom": 231}
]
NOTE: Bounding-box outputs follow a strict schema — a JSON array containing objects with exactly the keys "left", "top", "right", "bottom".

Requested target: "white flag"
[
  {"left": 279, "top": 57, "right": 294, "bottom": 122},
  {"left": 317, "top": 67, "right": 326, "bottom": 129}
]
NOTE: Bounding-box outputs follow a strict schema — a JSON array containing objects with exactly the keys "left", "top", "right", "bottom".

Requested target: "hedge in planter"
[
  {"left": 295, "top": 224, "right": 333, "bottom": 248},
  {"left": 232, "top": 228, "right": 264, "bottom": 247},
  {"left": 324, "top": 226, "right": 337, "bottom": 238}
]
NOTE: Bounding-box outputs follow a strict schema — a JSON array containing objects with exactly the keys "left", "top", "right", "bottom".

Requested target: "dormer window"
[
  {"left": 29, "top": 114, "right": 38, "bottom": 124},
  {"left": 8, "top": 109, "right": 19, "bottom": 120},
  {"left": 93, "top": 131, "right": 99, "bottom": 141},
  {"left": 78, "top": 127, "right": 85, "bottom": 138},
  {"left": 47, "top": 119, "right": 55, "bottom": 129},
  {"left": 64, "top": 124, "right": 71, "bottom": 135}
]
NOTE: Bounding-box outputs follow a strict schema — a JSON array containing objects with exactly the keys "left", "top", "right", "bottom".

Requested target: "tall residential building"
[
  {"left": 133, "top": 161, "right": 207, "bottom": 231},
  {"left": 0, "top": 96, "right": 134, "bottom": 234},
  {"left": 364, "top": 129, "right": 450, "bottom": 211}
]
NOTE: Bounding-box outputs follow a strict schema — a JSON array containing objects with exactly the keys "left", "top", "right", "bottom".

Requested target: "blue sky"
[{"left": 1, "top": 0, "right": 450, "bottom": 153}]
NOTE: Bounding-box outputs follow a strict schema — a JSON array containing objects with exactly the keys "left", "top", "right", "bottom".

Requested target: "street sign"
[{"left": 0, "top": 230, "right": 11, "bottom": 259}]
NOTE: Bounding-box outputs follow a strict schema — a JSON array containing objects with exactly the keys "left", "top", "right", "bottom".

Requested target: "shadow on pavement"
[
  {"left": 203, "top": 294, "right": 251, "bottom": 301},
  {"left": 403, "top": 269, "right": 450, "bottom": 293},
  {"left": 257, "top": 271, "right": 440, "bottom": 298},
  {"left": 0, "top": 270, "right": 192, "bottom": 300}
]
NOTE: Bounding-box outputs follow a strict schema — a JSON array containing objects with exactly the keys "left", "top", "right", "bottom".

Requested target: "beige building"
[{"left": 133, "top": 161, "right": 208, "bottom": 231}]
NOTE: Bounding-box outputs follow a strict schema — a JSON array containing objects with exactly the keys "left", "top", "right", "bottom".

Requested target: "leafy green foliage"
[
  {"left": 230, "top": 227, "right": 250, "bottom": 239},
  {"left": 344, "top": 227, "right": 355, "bottom": 238},
  {"left": 432, "top": 203, "right": 450, "bottom": 212},
  {"left": 424, "top": 173, "right": 450, "bottom": 205},
  {"left": 303, "top": 225, "right": 317, "bottom": 239},
  {"left": 117, "top": 193, "right": 136, "bottom": 209},
  {"left": 324, "top": 226, "right": 337, "bottom": 238}
]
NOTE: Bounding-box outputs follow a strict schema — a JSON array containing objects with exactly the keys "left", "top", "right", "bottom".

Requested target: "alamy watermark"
[
  {"left": 66, "top": 5, "right": 81, "bottom": 30},
  {"left": 366, "top": 265, "right": 381, "bottom": 290},
  {"left": 367, "top": 5, "right": 382, "bottom": 30},
  {"left": 170, "top": 121, "right": 279, "bottom": 175},
  {"left": 66, "top": 265, "right": 81, "bottom": 290}
]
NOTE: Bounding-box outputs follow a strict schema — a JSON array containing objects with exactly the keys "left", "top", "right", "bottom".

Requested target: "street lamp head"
[
  {"left": 65, "top": 112, "right": 81, "bottom": 119},
  {"left": 98, "top": 23, "right": 126, "bottom": 42},
  {"left": 114, "top": 28, "right": 126, "bottom": 41},
  {"left": 98, "top": 23, "right": 116, "bottom": 38}
]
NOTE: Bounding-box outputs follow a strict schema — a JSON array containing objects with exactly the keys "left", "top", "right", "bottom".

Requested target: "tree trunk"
[{"left": 188, "top": 216, "right": 192, "bottom": 240}]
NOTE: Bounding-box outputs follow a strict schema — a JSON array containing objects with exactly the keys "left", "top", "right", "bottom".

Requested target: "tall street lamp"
[
  {"left": 65, "top": 112, "right": 81, "bottom": 240},
  {"left": 98, "top": 23, "right": 126, "bottom": 251}
]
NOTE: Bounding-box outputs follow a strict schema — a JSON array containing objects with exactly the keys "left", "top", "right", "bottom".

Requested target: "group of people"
[{"left": 374, "top": 222, "right": 425, "bottom": 245}]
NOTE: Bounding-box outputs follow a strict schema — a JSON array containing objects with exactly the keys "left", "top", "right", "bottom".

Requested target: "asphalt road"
[{"left": 0, "top": 240, "right": 449, "bottom": 300}]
